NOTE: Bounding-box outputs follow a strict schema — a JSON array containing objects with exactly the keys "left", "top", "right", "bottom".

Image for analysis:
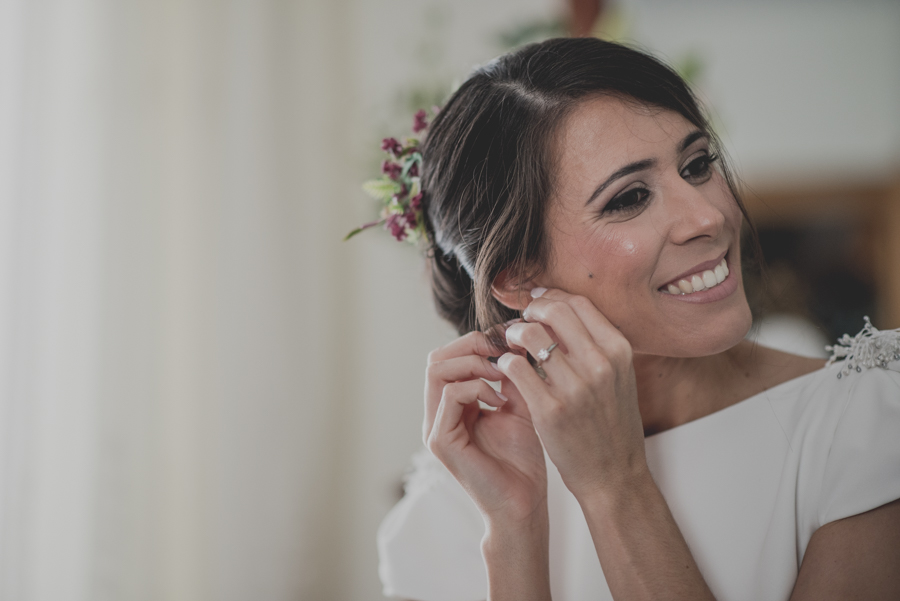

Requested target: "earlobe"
[{"left": 491, "top": 269, "right": 536, "bottom": 311}]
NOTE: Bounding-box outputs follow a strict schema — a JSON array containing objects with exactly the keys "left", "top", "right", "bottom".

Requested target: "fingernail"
[
  {"left": 496, "top": 391, "right": 509, "bottom": 402},
  {"left": 530, "top": 287, "right": 547, "bottom": 298}
]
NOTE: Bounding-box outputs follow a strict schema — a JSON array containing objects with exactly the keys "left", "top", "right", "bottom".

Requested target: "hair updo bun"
[{"left": 420, "top": 37, "right": 753, "bottom": 340}]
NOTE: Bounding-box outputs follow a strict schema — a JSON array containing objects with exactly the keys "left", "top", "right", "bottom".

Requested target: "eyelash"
[{"left": 600, "top": 152, "right": 720, "bottom": 216}]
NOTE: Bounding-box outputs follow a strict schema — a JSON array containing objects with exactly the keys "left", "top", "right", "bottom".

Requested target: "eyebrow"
[{"left": 584, "top": 130, "right": 708, "bottom": 207}]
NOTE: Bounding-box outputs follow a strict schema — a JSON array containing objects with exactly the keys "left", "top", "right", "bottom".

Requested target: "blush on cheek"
[
  {"left": 600, "top": 228, "right": 638, "bottom": 257},
  {"left": 575, "top": 224, "right": 640, "bottom": 263}
]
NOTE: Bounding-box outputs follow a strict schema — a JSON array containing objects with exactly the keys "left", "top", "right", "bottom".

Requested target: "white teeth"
[
  {"left": 714, "top": 264, "right": 726, "bottom": 281},
  {"left": 662, "top": 258, "right": 730, "bottom": 295}
]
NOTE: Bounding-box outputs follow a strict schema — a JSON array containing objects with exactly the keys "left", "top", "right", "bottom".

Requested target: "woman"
[{"left": 376, "top": 38, "right": 900, "bottom": 601}]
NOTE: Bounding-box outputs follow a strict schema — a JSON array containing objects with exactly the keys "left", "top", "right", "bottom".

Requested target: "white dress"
[{"left": 378, "top": 337, "right": 900, "bottom": 601}]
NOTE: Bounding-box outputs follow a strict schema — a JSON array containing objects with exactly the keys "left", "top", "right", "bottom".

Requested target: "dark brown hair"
[{"left": 421, "top": 37, "right": 755, "bottom": 338}]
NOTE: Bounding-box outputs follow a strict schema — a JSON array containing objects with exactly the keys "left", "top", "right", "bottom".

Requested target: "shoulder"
[
  {"left": 761, "top": 325, "right": 900, "bottom": 444},
  {"left": 377, "top": 448, "right": 487, "bottom": 601},
  {"left": 756, "top": 322, "right": 900, "bottom": 562},
  {"left": 781, "top": 320, "right": 900, "bottom": 528},
  {"left": 815, "top": 362, "right": 900, "bottom": 525}
]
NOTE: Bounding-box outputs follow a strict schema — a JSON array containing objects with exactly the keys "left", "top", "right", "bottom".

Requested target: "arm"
[
  {"left": 498, "top": 289, "right": 716, "bottom": 601},
  {"left": 790, "top": 498, "right": 900, "bottom": 600},
  {"left": 578, "top": 471, "right": 715, "bottom": 601},
  {"left": 423, "top": 331, "right": 552, "bottom": 601}
]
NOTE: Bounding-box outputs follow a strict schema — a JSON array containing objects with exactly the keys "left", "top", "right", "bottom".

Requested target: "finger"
[
  {"left": 428, "top": 330, "right": 506, "bottom": 363},
  {"left": 522, "top": 296, "right": 596, "bottom": 358},
  {"left": 531, "top": 288, "right": 630, "bottom": 358},
  {"left": 505, "top": 322, "right": 578, "bottom": 384},
  {"left": 428, "top": 379, "right": 508, "bottom": 452},
  {"left": 504, "top": 322, "right": 553, "bottom": 354},
  {"left": 424, "top": 354, "right": 505, "bottom": 438},
  {"left": 427, "top": 353, "right": 504, "bottom": 385},
  {"left": 498, "top": 378, "right": 535, "bottom": 421},
  {"left": 496, "top": 352, "right": 557, "bottom": 420}
]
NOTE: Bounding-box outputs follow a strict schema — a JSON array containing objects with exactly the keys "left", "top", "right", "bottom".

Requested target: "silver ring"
[
  {"left": 537, "top": 342, "right": 558, "bottom": 363},
  {"left": 534, "top": 343, "right": 558, "bottom": 379}
]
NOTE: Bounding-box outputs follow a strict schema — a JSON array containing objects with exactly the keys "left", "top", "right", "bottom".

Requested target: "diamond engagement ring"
[
  {"left": 537, "top": 343, "right": 558, "bottom": 362},
  {"left": 534, "top": 343, "right": 558, "bottom": 379}
]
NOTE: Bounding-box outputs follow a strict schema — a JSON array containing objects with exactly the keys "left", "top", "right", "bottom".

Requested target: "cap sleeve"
[
  {"left": 377, "top": 449, "right": 487, "bottom": 601},
  {"left": 818, "top": 365, "right": 900, "bottom": 527}
]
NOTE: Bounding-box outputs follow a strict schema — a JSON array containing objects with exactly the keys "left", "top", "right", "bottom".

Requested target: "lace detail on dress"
[
  {"left": 402, "top": 448, "right": 449, "bottom": 497},
  {"left": 826, "top": 316, "right": 900, "bottom": 378}
]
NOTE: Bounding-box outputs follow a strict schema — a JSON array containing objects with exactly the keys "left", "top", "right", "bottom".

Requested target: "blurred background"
[{"left": 0, "top": 0, "right": 897, "bottom": 600}]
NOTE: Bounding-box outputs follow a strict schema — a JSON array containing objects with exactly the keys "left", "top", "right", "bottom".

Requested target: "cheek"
[
  {"left": 593, "top": 226, "right": 639, "bottom": 257},
  {"left": 570, "top": 223, "right": 649, "bottom": 281},
  {"left": 552, "top": 223, "right": 653, "bottom": 306}
]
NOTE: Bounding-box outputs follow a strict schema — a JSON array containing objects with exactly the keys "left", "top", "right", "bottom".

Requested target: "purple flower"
[
  {"left": 412, "top": 109, "right": 428, "bottom": 133},
  {"left": 382, "top": 160, "right": 402, "bottom": 180},
  {"left": 385, "top": 213, "right": 407, "bottom": 241},
  {"left": 410, "top": 192, "right": 423, "bottom": 211},
  {"left": 408, "top": 162, "right": 419, "bottom": 177},
  {"left": 404, "top": 208, "right": 417, "bottom": 228},
  {"left": 381, "top": 137, "right": 403, "bottom": 156}
]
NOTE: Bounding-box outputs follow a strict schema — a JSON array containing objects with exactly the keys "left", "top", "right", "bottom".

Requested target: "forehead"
[{"left": 554, "top": 96, "right": 695, "bottom": 176}]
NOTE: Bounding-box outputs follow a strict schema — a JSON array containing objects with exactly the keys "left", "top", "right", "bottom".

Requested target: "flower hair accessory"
[
  {"left": 345, "top": 108, "right": 435, "bottom": 244},
  {"left": 826, "top": 316, "right": 900, "bottom": 378}
]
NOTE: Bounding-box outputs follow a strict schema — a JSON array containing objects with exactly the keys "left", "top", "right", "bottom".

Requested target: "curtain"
[{"left": 0, "top": 1, "right": 367, "bottom": 599}]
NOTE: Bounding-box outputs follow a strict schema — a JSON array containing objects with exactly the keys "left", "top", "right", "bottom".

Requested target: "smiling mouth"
[{"left": 660, "top": 258, "right": 729, "bottom": 295}]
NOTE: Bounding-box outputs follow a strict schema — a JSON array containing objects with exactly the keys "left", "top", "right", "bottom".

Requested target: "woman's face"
[{"left": 535, "top": 96, "right": 752, "bottom": 357}]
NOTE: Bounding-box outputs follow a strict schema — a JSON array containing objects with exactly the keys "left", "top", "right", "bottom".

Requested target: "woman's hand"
[
  {"left": 424, "top": 330, "right": 548, "bottom": 524},
  {"left": 425, "top": 331, "right": 553, "bottom": 601},
  {"left": 497, "top": 288, "right": 648, "bottom": 501}
]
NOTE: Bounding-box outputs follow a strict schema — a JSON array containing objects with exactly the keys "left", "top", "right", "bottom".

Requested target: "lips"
[{"left": 659, "top": 254, "right": 729, "bottom": 296}]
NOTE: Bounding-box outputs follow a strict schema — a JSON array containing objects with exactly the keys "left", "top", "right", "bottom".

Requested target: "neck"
[{"left": 631, "top": 341, "right": 763, "bottom": 436}]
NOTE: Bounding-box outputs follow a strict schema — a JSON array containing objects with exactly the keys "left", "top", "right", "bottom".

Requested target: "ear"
[{"left": 491, "top": 268, "right": 539, "bottom": 312}]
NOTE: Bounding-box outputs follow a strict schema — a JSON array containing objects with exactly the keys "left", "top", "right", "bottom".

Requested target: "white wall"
[{"left": 626, "top": 0, "right": 900, "bottom": 184}]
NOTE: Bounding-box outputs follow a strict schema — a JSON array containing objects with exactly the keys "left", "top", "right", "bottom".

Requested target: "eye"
[
  {"left": 680, "top": 152, "right": 718, "bottom": 183},
  {"left": 601, "top": 186, "right": 650, "bottom": 215}
]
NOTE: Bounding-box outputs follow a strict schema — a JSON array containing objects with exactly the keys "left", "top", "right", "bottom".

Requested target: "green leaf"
[
  {"left": 362, "top": 178, "right": 401, "bottom": 201},
  {"left": 401, "top": 154, "right": 423, "bottom": 178}
]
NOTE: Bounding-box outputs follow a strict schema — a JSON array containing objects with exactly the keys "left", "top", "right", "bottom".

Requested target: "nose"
[{"left": 664, "top": 176, "right": 727, "bottom": 245}]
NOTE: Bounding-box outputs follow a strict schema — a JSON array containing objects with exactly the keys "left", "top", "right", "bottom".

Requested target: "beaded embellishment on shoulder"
[{"left": 826, "top": 316, "right": 900, "bottom": 379}]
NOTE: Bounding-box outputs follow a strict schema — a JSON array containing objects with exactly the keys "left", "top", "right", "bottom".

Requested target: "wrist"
[
  {"left": 483, "top": 503, "right": 549, "bottom": 542},
  {"left": 481, "top": 507, "right": 551, "bottom": 601},
  {"left": 576, "top": 463, "right": 658, "bottom": 519},
  {"left": 481, "top": 490, "right": 550, "bottom": 530}
]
